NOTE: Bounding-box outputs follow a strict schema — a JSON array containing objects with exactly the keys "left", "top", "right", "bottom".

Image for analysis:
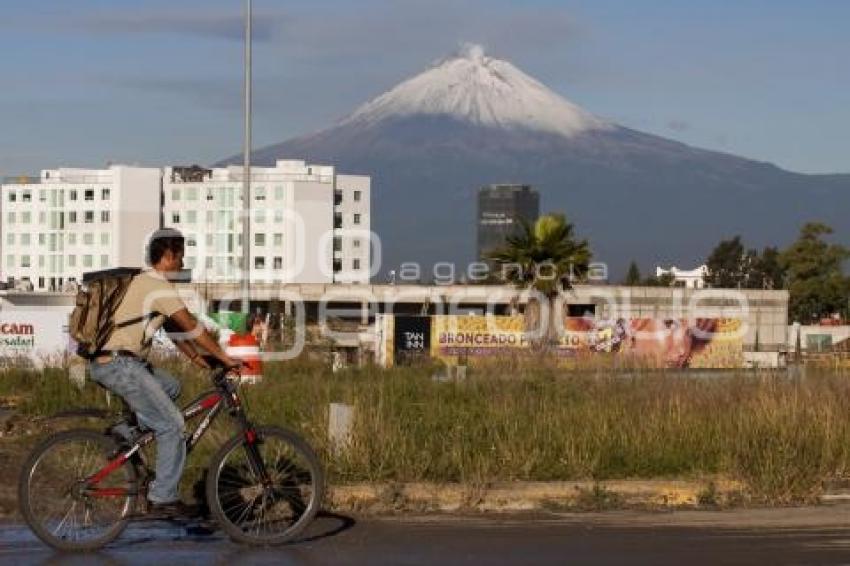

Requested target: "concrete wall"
[
  {"left": 789, "top": 325, "right": 850, "bottom": 353},
  {"left": 185, "top": 283, "right": 790, "bottom": 353}
]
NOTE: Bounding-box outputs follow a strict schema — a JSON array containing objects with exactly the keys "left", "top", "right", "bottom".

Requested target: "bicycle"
[{"left": 18, "top": 360, "right": 325, "bottom": 551}]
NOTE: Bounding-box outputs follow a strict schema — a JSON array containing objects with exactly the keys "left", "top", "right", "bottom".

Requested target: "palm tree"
[{"left": 487, "top": 213, "right": 591, "bottom": 346}]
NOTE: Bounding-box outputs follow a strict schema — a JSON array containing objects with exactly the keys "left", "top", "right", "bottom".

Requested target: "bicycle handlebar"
[{"left": 201, "top": 355, "right": 243, "bottom": 385}]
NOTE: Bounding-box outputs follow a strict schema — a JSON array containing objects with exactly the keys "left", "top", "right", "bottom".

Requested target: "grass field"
[{"left": 2, "top": 360, "right": 849, "bottom": 503}]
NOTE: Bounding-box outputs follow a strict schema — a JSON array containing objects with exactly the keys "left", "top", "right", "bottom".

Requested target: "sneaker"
[{"left": 146, "top": 500, "right": 202, "bottom": 519}]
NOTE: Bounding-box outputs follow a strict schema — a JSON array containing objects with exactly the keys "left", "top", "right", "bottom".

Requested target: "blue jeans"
[{"left": 89, "top": 357, "right": 185, "bottom": 504}]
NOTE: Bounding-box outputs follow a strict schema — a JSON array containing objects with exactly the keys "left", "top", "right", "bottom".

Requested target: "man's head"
[{"left": 147, "top": 228, "right": 185, "bottom": 273}]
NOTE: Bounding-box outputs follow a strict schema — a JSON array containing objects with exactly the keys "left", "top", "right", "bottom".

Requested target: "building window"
[
  {"left": 83, "top": 255, "right": 93, "bottom": 268},
  {"left": 84, "top": 189, "right": 94, "bottom": 201},
  {"left": 69, "top": 190, "right": 77, "bottom": 201},
  {"left": 38, "top": 234, "right": 45, "bottom": 245},
  {"left": 205, "top": 257, "right": 213, "bottom": 269},
  {"left": 185, "top": 210, "right": 197, "bottom": 224},
  {"left": 68, "top": 255, "right": 76, "bottom": 267},
  {"left": 186, "top": 187, "right": 198, "bottom": 201},
  {"left": 254, "top": 233, "right": 265, "bottom": 246},
  {"left": 333, "top": 259, "right": 342, "bottom": 272},
  {"left": 38, "top": 277, "right": 45, "bottom": 289},
  {"left": 22, "top": 212, "right": 31, "bottom": 224},
  {"left": 172, "top": 188, "right": 181, "bottom": 201},
  {"left": 100, "top": 233, "right": 109, "bottom": 246},
  {"left": 354, "top": 190, "right": 362, "bottom": 202},
  {"left": 205, "top": 234, "right": 214, "bottom": 247},
  {"left": 102, "top": 188, "right": 111, "bottom": 200},
  {"left": 84, "top": 211, "right": 94, "bottom": 223},
  {"left": 353, "top": 239, "right": 361, "bottom": 248},
  {"left": 21, "top": 255, "right": 31, "bottom": 268},
  {"left": 273, "top": 210, "right": 283, "bottom": 223},
  {"left": 100, "top": 255, "right": 109, "bottom": 268},
  {"left": 7, "top": 192, "right": 15, "bottom": 202},
  {"left": 68, "top": 211, "right": 77, "bottom": 223},
  {"left": 334, "top": 213, "right": 342, "bottom": 229},
  {"left": 21, "top": 234, "right": 30, "bottom": 246},
  {"left": 83, "top": 233, "right": 94, "bottom": 246},
  {"left": 334, "top": 190, "right": 342, "bottom": 206},
  {"left": 255, "top": 187, "right": 265, "bottom": 201},
  {"left": 274, "top": 186, "right": 284, "bottom": 200},
  {"left": 254, "top": 257, "right": 265, "bottom": 269},
  {"left": 68, "top": 233, "right": 76, "bottom": 245},
  {"left": 39, "top": 212, "right": 46, "bottom": 224},
  {"left": 206, "top": 190, "right": 214, "bottom": 201},
  {"left": 22, "top": 190, "right": 32, "bottom": 202},
  {"left": 353, "top": 259, "right": 361, "bottom": 270},
  {"left": 187, "top": 237, "right": 197, "bottom": 247},
  {"left": 101, "top": 210, "right": 110, "bottom": 223},
  {"left": 333, "top": 236, "right": 342, "bottom": 251},
  {"left": 273, "top": 233, "right": 283, "bottom": 247},
  {"left": 6, "top": 212, "right": 13, "bottom": 224},
  {"left": 172, "top": 212, "right": 180, "bottom": 224},
  {"left": 39, "top": 190, "right": 47, "bottom": 202},
  {"left": 353, "top": 213, "right": 361, "bottom": 225},
  {"left": 255, "top": 209, "right": 265, "bottom": 223},
  {"left": 273, "top": 257, "right": 282, "bottom": 269},
  {"left": 5, "top": 233, "right": 13, "bottom": 245}
]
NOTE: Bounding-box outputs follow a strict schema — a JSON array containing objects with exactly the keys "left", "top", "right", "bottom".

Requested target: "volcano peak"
[{"left": 340, "top": 44, "right": 609, "bottom": 137}]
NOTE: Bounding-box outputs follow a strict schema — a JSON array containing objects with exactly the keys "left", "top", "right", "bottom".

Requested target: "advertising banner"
[
  {"left": 431, "top": 315, "right": 529, "bottom": 361},
  {"left": 0, "top": 308, "right": 74, "bottom": 367},
  {"left": 561, "top": 317, "right": 744, "bottom": 369},
  {"left": 393, "top": 316, "right": 431, "bottom": 365}
]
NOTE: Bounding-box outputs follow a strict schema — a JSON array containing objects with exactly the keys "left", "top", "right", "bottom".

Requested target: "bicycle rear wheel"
[
  {"left": 18, "top": 429, "right": 136, "bottom": 551},
  {"left": 206, "top": 426, "right": 324, "bottom": 545}
]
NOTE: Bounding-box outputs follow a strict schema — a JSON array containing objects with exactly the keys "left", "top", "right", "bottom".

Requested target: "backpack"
[{"left": 69, "top": 268, "right": 142, "bottom": 360}]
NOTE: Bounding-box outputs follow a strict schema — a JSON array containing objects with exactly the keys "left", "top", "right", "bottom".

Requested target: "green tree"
[
  {"left": 624, "top": 261, "right": 642, "bottom": 286},
  {"left": 487, "top": 213, "right": 591, "bottom": 344},
  {"left": 746, "top": 246, "right": 786, "bottom": 290},
  {"left": 780, "top": 222, "right": 849, "bottom": 322},
  {"left": 706, "top": 236, "right": 747, "bottom": 288}
]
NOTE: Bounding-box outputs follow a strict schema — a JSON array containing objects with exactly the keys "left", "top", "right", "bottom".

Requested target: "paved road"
[{"left": 4, "top": 507, "right": 850, "bottom": 565}]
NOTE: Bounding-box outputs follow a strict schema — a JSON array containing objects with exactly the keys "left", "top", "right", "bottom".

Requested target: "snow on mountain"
[
  {"left": 222, "top": 46, "right": 850, "bottom": 278},
  {"left": 341, "top": 44, "right": 610, "bottom": 138}
]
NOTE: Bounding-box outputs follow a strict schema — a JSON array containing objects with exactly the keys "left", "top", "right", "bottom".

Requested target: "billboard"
[
  {"left": 378, "top": 314, "right": 744, "bottom": 369},
  {"left": 431, "top": 315, "right": 529, "bottom": 361},
  {"left": 394, "top": 316, "right": 431, "bottom": 365},
  {"left": 0, "top": 308, "right": 74, "bottom": 367},
  {"left": 561, "top": 317, "right": 744, "bottom": 369}
]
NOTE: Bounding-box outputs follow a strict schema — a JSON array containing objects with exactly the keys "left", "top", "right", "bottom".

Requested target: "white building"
[
  {"left": 655, "top": 264, "right": 709, "bottom": 289},
  {"left": 1, "top": 166, "right": 161, "bottom": 291},
  {"left": 162, "top": 160, "right": 370, "bottom": 285}
]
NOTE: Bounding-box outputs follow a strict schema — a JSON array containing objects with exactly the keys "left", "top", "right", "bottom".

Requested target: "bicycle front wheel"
[
  {"left": 18, "top": 429, "right": 136, "bottom": 551},
  {"left": 206, "top": 426, "right": 325, "bottom": 545}
]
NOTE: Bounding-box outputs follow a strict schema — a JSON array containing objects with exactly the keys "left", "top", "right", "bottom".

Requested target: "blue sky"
[{"left": 1, "top": 0, "right": 847, "bottom": 177}]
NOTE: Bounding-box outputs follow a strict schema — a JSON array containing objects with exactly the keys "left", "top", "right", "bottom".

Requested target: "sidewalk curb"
[{"left": 328, "top": 480, "right": 748, "bottom": 513}]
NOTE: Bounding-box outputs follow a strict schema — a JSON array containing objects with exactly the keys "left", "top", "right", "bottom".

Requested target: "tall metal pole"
[{"left": 241, "top": 0, "right": 252, "bottom": 316}]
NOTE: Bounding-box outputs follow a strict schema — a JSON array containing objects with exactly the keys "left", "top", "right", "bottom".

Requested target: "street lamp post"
[{"left": 241, "top": 0, "right": 252, "bottom": 316}]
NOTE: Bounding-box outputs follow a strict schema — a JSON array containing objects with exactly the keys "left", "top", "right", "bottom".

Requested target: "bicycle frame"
[{"left": 83, "top": 370, "right": 269, "bottom": 499}]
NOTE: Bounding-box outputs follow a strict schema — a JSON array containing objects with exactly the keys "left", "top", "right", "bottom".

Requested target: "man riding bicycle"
[{"left": 89, "top": 228, "right": 241, "bottom": 518}]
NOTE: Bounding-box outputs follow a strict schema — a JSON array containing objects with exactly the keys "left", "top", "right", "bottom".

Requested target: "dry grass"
[{"left": 2, "top": 361, "right": 849, "bottom": 503}]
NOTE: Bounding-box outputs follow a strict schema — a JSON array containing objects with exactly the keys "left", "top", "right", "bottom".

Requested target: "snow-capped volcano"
[
  {"left": 341, "top": 44, "right": 609, "bottom": 137},
  {"left": 221, "top": 46, "right": 850, "bottom": 278}
]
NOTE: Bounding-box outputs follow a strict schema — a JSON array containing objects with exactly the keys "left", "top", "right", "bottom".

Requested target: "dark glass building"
[{"left": 477, "top": 184, "right": 540, "bottom": 261}]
